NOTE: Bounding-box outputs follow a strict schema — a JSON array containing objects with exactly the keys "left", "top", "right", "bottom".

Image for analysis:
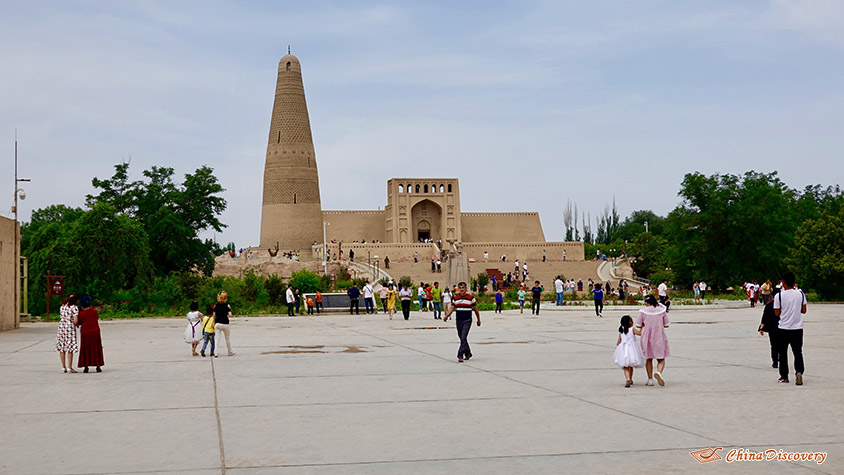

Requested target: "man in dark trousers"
[
  {"left": 758, "top": 287, "right": 780, "bottom": 368},
  {"left": 531, "top": 281, "right": 543, "bottom": 315},
  {"left": 773, "top": 271, "right": 807, "bottom": 385},
  {"left": 347, "top": 284, "right": 361, "bottom": 315},
  {"left": 443, "top": 282, "right": 482, "bottom": 363}
]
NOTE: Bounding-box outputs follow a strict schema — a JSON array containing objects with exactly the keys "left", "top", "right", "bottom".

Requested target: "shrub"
[
  {"left": 289, "top": 269, "right": 324, "bottom": 293},
  {"left": 476, "top": 273, "right": 490, "bottom": 294},
  {"left": 265, "top": 274, "right": 285, "bottom": 305},
  {"left": 399, "top": 276, "right": 413, "bottom": 289}
]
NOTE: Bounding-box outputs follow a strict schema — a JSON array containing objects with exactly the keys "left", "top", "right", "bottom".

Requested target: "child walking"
[
  {"left": 614, "top": 315, "right": 645, "bottom": 387},
  {"left": 184, "top": 301, "right": 203, "bottom": 356},
  {"left": 200, "top": 306, "right": 216, "bottom": 357},
  {"left": 517, "top": 286, "right": 526, "bottom": 314}
]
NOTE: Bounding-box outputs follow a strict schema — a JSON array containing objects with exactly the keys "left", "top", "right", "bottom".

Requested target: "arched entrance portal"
[{"left": 411, "top": 200, "right": 442, "bottom": 242}]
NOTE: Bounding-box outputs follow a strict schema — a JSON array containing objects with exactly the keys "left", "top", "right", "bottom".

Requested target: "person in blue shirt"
[
  {"left": 494, "top": 290, "right": 503, "bottom": 313},
  {"left": 592, "top": 283, "right": 604, "bottom": 318}
]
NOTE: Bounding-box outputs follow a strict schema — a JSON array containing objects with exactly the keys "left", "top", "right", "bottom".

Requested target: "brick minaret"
[{"left": 259, "top": 53, "right": 323, "bottom": 252}]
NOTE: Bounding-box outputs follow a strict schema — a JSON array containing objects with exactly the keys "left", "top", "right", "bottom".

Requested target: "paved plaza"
[{"left": 1, "top": 303, "right": 842, "bottom": 474}]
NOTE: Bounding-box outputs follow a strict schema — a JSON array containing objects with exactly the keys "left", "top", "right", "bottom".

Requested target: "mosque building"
[{"left": 259, "top": 53, "right": 583, "bottom": 264}]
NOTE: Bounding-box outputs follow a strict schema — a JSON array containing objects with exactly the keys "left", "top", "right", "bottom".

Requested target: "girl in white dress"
[
  {"left": 614, "top": 315, "right": 645, "bottom": 387},
  {"left": 184, "top": 301, "right": 203, "bottom": 356}
]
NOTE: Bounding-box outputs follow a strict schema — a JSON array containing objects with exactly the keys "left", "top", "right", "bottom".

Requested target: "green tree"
[
  {"left": 628, "top": 232, "right": 670, "bottom": 280},
  {"left": 665, "top": 171, "right": 799, "bottom": 289},
  {"left": 22, "top": 203, "right": 153, "bottom": 314},
  {"left": 289, "top": 269, "right": 324, "bottom": 293},
  {"left": 87, "top": 163, "right": 227, "bottom": 276},
  {"left": 790, "top": 208, "right": 844, "bottom": 300}
]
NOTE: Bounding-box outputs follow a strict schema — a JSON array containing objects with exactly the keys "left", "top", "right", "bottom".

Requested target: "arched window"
[
  {"left": 415, "top": 184, "right": 420, "bottom": 193},
  {"left": 447, "top": 184, "right": 452, "bottom": 192},
  {"left": 286, "top": 62, "right": 291, "bottom": 71},
  {"left": 424, "top": 184, "right": 429, "bottom": 193},
  {"left": 439, "top": 184, "right": 444, "bottom": 193},
  {"left": 398, "top": 184, "right": 404, "bottom": 193},
  {"left": 407, "top": 183, "right": 412, "bottom": 193}
]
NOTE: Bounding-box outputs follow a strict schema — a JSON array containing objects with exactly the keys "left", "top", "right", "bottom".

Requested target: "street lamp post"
[
  {"left": 12, "top": 131, "right": 30, "bottom": 326},
  {"left": 322, "top": 221, "right": 330, "bottom": 275}
]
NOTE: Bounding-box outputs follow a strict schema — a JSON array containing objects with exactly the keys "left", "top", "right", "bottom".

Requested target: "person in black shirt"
[
  {"left": 213, "top": 291, "right": 235, "bottom": 356},
  {"left": 758, "top": 288, "right": 780, "bottom": 368},
  {"left": 347, "top": 284, "right": 361, "bottom": 315},
  {"left": 531, "top": 281, "right": 543, "bottom": 315}
]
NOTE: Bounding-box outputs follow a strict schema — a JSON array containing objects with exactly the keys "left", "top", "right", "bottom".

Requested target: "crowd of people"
[{"left": 54, "top": 270, "right": 809, "bottom": 388}]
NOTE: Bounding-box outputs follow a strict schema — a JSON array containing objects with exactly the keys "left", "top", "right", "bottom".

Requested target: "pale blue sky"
[{"left": 2, "top": 0, "right": 842, "bottom": 245}]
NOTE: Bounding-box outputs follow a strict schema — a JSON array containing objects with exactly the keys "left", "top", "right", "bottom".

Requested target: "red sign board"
[{"left": 50, "top": 277, "right": 65, "bottom": 296}]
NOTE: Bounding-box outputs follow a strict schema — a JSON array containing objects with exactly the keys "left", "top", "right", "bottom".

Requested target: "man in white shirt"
[
  {"left": 554, "top": 276, "right": 564, "bottom": 306},
  {"left": 657, "top": 279, "right": 669, "bottom": 310},
  {"left": 698, "top": 281, "right": 706, "bottom": 299},
  {"left": 774, "top": 271, "right": 807, "bottom": 385},
  {"left": 362, "top": 281, "right": 375, "bottom": 314},
  {"left": 483, "top": 251, "right": 488, "bottom": 262},
  {"left": 285, "top": 284, "right": 295, "bottom": 317}
]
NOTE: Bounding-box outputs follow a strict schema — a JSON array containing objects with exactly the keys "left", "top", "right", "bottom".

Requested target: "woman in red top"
[{"left": 75, "top": 296, "right": 104, "bottom": 373}]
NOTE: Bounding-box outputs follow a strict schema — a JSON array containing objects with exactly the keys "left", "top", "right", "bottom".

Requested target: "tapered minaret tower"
[{"left": 259, "top": 53, "right": 323, "bottom": 252}]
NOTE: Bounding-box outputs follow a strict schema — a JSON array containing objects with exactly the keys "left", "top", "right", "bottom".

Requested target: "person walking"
[
  {"left": 657, "top": 279, "right": 670, "bottom": 311},
  {"left": 379, "top": 286, "right": 388, "bottom": 314},
  {"left": 760, "top": 279, "right": 773, "bottom": 305},
  {"left": 774, "top": 271, "right": 807, "bottom": 385},
  {"left": 286, "top": 284, "right": 295, "bottom": 316},
  {"left": 636, "top": 295, "right": 670, "bottom": 386},
  {"left": 431, "top": 282, "right": 443, "bottom": 320},
  {"left": 348, "top": 283, "right": 361, "bottom": 315},
  {"left": 531, "top": 281, "right": 543, "bottom": 315},
  {"left": 362, "top": 281, "right": 375, "bottom": 314},
  {"left": 385, "top": 284, "right": 398, "bottom": 320},
  {"left": 200, "top": 307, "right": 216, "bottom": 357},
  {"left": 554, "top": 276, "right": 564, "bottom": 306},
  {"left": 494, "top": 289, "right": 503, "bottom": 313},
  {"left": 614, "top": 315, "right": 645, "bottom": 387},
  {"left": 184, "top": 301, "right": 203, "bottom": 356},
  {"left": 417, "top": 283, "right": 427, "bottom": 312},
  {"left": 518, "top": 285, "right": 526, "bottom": 314},
  {"left": 56, "top": 293, "right": 80, "bottom": 373},
  {"left": 759, "top": 287, "right": 780, "bottom": 368},
  {"left": 443, "top": 282, "right": 481, "bottom": 362},
  {"left": 294, "top": 288, "right": 302, "bottom": 315},
  {"left": 399, "top": 284, "right": 413, "bottom": 320},
  {"left": 441, "top": 287, "right": 452, "bottom": 316},
  {"left": 315, "top": 290, "right": 323, "bottom": 315},
  {"left": 592, "top": 283, "right": 604, "bottom": 318},
  {"left": 75, "top": 296, "right": 104, "bottom": 373},
  {"left": 214, "top": 291, "right": 236, "bottom": 356}
]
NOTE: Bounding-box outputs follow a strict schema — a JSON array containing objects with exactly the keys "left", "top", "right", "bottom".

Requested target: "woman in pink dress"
[{"left": 636, "top": 295, "right": 670, "bottom": 386}]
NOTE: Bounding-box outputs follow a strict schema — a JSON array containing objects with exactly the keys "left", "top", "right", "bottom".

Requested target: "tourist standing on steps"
[
  {"left": 400, "top": 284, "right": 413, "bottom": 320},
  {"left": 56, "top": 293, "right": 80, "bottom": 373},
  {"left": 214, "top": 291, "right": 236, "bottom": 356},
  {"left": 75, "top": 296, "right": 104, "bottom": 372},
  {"left": 443, "top": 282, "right": 481, "bottom": 362},
  {"left": 774, "top": 271, "right": 807, "bottom": 385},
  {"left": 286, "top": 284, "right": 295, "bottom": 316},
  {"left": 542, "top": 250, "right": 546, "bottom": 262},
  {"left": 554, "top": 276, "right": 564, "bottom": 306},
  {"left": 636, "top": 295, "right": 669, "bottom": 387},
  {"left": 592, "top": 283, "right": 604, "bottom": 318},
  {"left": 531, "top": 281, "right": 543, "bottom": 315},
  {"left": 362, "top": 281, "right": 375, "bottom": 314},
  {"left": 348, "top": 283, "right": 361, "bottom": 315},
  {"left": 563, "top": 250, "right": 566, "bottom": 261},
  {"left": 414, "top": 251, "right": 418, "bottom": 263}
]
